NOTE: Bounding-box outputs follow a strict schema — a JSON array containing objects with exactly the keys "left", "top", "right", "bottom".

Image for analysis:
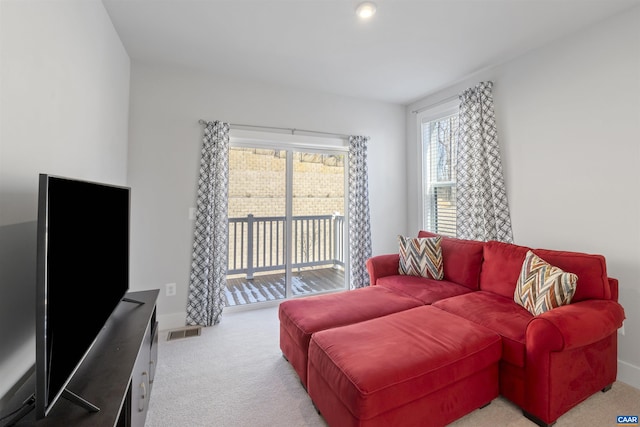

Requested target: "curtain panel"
[
  {"left": 456, "top": 81, "right": 513, "bottom": 243},
  {"left": 348, "top": 136, "right": 373, "bottom": 289},
  {"left": 186, "top": 121, "right": 230, "bottom": 326}
]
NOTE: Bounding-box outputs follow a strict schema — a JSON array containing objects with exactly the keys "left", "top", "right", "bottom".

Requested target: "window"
[{"left": 419, "top": 101, "right": 459, "bottom": 237}]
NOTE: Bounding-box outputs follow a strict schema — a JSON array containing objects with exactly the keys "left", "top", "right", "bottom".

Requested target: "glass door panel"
[
  {"left": 226, "top": 147, "right": 287, "bottom": 306},
  {"left": 290, "top": 151, "right": 346, "bottom": 297}
]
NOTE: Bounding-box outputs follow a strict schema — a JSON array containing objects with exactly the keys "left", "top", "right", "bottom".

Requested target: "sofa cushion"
[
  {"left": 279, "top": 286, "right": 423, "bottom": 344},
  {"left": 398, "top": 235, "right": 443, "bottom": 279},
  {"left": 376, "top": 274, "right": 473, "bottom": 304},
  {"left": 533, "top": 248, "right": 610, "bottom": 302},
  {"left": 514, "top": 251, "right": 577, "bottom": 316},
  {"left": 308, "top": 306, "right": 502, "bottom": 422},
  {"left": 418, "top": 231, "right": 484, "bottom": 290},
  {"left": 480, "top": 240, "right": 611, "bottom": 302},
  {"left": 433, "top": 291, "right": 531, "bottom": 367},
  {"left": 479, "top": 240, "right": 531, "bottom": 298},
  {"left": 278, "top": 286, "right": 424, "bottom": 386}
]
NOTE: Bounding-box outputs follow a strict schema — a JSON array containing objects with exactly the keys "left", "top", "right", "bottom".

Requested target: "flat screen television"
[{"left": 35, "top": 174, "right": 131, "bottom": 419}]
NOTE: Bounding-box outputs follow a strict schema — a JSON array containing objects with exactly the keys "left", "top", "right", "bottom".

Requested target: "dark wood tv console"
[{"left": 15, "top": 289, "right": 159, "bottom": 427}]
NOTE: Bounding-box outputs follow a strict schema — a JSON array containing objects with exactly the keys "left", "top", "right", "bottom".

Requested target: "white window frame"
[{"left": 417, "top": 100, "right": 459, "bottom": 236}]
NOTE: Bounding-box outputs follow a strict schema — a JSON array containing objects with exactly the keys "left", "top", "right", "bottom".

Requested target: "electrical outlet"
[
  {"left": 619, "top": 322, "right": 625, "bottom": 336},
  {"left": 166, "top": 283, "right": 177, "bottom": 297}
]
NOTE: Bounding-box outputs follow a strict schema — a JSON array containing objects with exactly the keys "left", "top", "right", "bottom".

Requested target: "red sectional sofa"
[{"left": 279, "top": 232, "right": 625, "bottom": 427}]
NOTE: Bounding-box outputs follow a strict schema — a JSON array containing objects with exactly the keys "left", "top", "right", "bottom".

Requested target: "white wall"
[
  {"left": 0, "top": 0, "right": 130, "bottom": 408},
  {"left": 407, "top": 6, "right": 640, "bottom": 388},
  {"left": 126, "top": 62, "right": 406, "bottom": 329}
]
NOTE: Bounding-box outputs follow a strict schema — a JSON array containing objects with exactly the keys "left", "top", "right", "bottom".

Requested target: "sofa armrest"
[
  {"left": 526, "top": 300, "right": 625, "bottom": 352},
  {"left": 524, "top": 299, "right": 625, "bottom": 424},
  {"left": 609, "top": 277, "right": 619, "bottom": 302},
  {"left": 365, "top": 254, "right": 399, "bottom": 286}
]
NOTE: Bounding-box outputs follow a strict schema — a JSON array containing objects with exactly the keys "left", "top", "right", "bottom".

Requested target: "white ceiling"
[{"left": 102, "top": 0, "right": 640, "bottom": 105}]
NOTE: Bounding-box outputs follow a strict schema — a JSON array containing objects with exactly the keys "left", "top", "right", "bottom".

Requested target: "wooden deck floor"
[{"left": 225, "top": 267, "right": 345, "bottom": 307}]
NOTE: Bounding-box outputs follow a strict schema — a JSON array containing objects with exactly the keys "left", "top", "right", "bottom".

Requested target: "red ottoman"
[
  {"left": 307, "top": 306, "right": 502, "bottom": 427},
  {"left": 279, "top": 286, "right": 423, "bottom": 387}
]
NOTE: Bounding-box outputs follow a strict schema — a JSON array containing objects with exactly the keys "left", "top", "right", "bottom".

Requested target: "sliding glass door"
[
  {"left": 225, "top": 145, "right": 346, "bottom": 307},
  {"left": 290, "top": 151, "right": 345, "bottom": 298}
]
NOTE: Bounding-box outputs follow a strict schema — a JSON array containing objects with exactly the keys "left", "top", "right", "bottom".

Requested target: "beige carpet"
[{"left": 146, "top": 305, "right": 640, "bottom": 427}]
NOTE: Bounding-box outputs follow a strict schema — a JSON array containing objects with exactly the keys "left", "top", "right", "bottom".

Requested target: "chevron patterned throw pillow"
[
  {"left": 514, "top": 250, "right": 578, "bottom": 316},
  {"left": 398, "top": 235, "right": 444, "bottom": 280}
]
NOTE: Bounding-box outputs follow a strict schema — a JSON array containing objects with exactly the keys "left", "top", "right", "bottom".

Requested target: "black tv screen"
[{"left": 35, "top": 174, "right": 130, "bottom": 419}]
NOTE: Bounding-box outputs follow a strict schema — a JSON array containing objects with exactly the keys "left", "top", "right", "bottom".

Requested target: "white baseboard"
[
  {"left": 618, "top": 359, "right": 640, "bottom": 390},
  {"left": 157, "top": 311, "right": 187, "bottom": 331}
]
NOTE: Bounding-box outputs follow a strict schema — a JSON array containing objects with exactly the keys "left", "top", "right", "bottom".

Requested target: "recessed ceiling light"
[{"left": 356, "top": 2, "right": 377, "bottom": 19}]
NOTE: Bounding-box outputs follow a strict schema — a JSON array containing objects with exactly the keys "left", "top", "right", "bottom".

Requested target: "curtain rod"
[
  {"left": 198, "top": 120, "right": 351, "bottom": 139},
  {"left": 410, "top": 94, "right": 459, "bottom": 114}
]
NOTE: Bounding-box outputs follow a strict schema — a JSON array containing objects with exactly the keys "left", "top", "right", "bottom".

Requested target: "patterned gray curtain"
[
  {"left": 456, "top": 81, "right": 513, "bottom": 243},
  {"left": 186, "top": 121, "right": 230, "bottom": 326},
  {"left": 348, "top": 136, "right": 373, "bottom": 289}
]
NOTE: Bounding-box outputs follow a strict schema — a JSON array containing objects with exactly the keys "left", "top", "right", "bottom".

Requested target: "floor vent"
[{"left": 167, "top": 326, "right": 202, "bottom": 341}]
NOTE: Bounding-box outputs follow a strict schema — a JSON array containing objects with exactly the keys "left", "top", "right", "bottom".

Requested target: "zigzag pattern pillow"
[
  {"left": 398, "top": 236, "right": 443, "bottom": 280},
  {"left": 514, "top": 251, "right": 577, "bottom": 316}
]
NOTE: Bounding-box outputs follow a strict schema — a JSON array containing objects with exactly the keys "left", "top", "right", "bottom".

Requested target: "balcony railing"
[{"left": 228, "top": 214, "right": 345, "bottom": 279}]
